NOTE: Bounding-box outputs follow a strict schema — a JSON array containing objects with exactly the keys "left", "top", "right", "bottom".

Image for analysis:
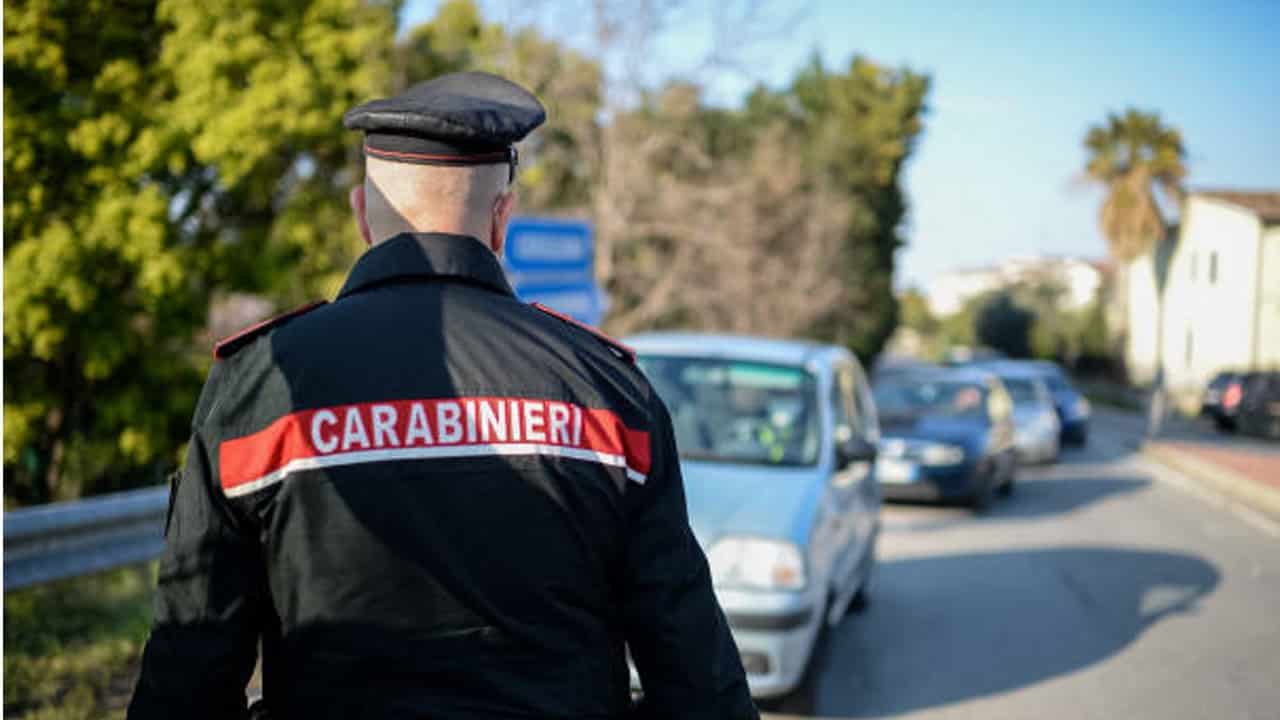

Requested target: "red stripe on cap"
[{"left": 363, "top": 144, "right": 510, "bottom": 164}]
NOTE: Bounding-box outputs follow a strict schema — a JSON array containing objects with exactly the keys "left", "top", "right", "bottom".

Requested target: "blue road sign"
[
  {"left": 517, "top": 284, "right": 610, "bottom": 328},
  {"left": 504, "top": 217, "right": 607, "bottom": 326}
]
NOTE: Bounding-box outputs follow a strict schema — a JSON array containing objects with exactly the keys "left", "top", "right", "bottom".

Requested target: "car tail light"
[{"left": 1223, "top": 383, "right": 1243, "bottom": 409}]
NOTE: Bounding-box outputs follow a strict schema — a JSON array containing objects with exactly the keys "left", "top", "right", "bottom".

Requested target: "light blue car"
[{"left": 628, "top": 333, "right": 881, "bottom": 701}]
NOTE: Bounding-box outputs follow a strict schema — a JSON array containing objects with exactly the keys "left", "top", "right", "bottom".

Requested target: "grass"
[{"left": 4, "top": 564, "right": 157, "bottom": 720}]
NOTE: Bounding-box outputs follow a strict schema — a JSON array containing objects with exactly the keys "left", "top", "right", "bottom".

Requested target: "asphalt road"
[{"left": 787, "top": 411, "right": 1280, "bottom": 719}]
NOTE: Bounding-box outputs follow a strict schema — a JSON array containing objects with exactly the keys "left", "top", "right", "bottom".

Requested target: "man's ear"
[
  {"left": 350, "top": 184, "right": 373, "bottom": 247},
  {"left": 489, "top": 190, "right": 517, "bottom": 256}
]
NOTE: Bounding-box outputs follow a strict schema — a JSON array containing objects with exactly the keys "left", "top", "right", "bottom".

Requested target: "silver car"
[
  {"left": 980, "top": 362, "right": 1061, "bottom": 464},
  {"left": 629, "top": 333, "right": 881, "bottom": 700}
]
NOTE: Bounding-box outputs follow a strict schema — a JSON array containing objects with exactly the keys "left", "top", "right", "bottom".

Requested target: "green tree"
[
  {"left": 4, "top": 0, "right": 396, "bottom": 504},
  {"left": 757, "top": 55, "right": 930, "bottom": 362},
  {"left": 975, "top": 292, "right": 1034, "bottom": 359},
  {"left": 898, "top": 289, "right": 939, "bottom": 337},
  {"left": 937, "top": 305, "right": 977, "bottom": 354}
]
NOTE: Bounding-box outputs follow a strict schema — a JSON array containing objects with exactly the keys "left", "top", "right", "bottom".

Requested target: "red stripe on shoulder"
[
  {"left": 531, "top": 302, "right": 635, "bottom": 364},
  {"left": 213, "top": 300, "right": 327, "bottom": 359}
]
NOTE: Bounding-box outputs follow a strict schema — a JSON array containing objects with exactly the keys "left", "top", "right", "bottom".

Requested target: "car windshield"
[
  {"left": 636, "top": 355, "right": 820, "bottom": 466},
  {"left": 1001, "top": 377, "right": 1040, "bottom": 406},
  {"left": 873, "top": 377, "right": 988, "bottom": 421},
  {"left": 1042, "top": 373, "right": 1070, "bottom": 393}
]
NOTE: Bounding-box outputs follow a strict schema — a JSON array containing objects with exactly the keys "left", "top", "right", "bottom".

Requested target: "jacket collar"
[{"left": 337, "top": 233, "right": 515, "bottom": 299}]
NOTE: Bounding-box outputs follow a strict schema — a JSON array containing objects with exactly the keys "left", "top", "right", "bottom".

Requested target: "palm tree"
[
  {"left": 1085, "top": 109, "right": 1187, "bottom": 262},
  {"left": 1083, "top": 109, "right": 1186, "bottom": 387}
]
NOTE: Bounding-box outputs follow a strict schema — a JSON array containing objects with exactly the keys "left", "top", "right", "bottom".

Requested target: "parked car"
[
  {"left": 872, "top": 367, "right": 1018, "bottom": 510},
  {"left": 979, "top": 363, "right": 1061, "bottom": 464},
  {"left": 1027, "top": 360, "right": 1091, "bottom": 446},
  {"left": 1201, "top": 370, "right": 1245, "bottom": 431},
  {"left": 1236, "top": 370, "right": 1280, "bottom": 440},
  {"left": 628, "top": 333, "right": 881, "bottom": 702}
]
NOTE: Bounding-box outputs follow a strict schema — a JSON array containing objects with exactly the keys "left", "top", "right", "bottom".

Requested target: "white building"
[
  {"left": 926, "top": 256, "right": 1105, "bottom": 317},
  {"left": 1126, "top": 190, "right": 1280, "bottom": 392}
]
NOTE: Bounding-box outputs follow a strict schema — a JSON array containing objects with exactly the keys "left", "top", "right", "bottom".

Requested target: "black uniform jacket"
[{"left": 127, "top": 233, "right": 757, "bottom": 720}]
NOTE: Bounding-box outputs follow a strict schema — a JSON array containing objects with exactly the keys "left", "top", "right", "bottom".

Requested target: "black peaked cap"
[{"left": 344, "top": 71, "right": 546, "bottom": 162}]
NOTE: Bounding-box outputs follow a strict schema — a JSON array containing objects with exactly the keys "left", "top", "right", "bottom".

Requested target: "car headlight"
[
  {"left": 707, "top": 537, "right": 806, "bottom": 591},
  {"left": 918, "top": 442, "right": 966, "bottom": 466}
]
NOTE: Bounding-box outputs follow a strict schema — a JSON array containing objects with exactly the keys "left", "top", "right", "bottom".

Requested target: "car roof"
[
  {"left": 874, "top": 366, "right": 996, "bottom": 385},
  {"left": 625, "top": 331, "right": 841, "bottom": 368},
  {"left": 969, "top": 360, "right": 1051, "bottom": 380},
  {"left": 1025, "top": 360, "right": 1066, "bottom": 375}
]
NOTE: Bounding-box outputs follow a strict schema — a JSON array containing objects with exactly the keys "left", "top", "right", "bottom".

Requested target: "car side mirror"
[{"left": 835, "top": 428, "right": 877, "bottom": 468}]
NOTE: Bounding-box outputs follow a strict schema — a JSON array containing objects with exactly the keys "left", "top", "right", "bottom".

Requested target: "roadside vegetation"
[
  {"left": 897, "top": 280, "right": 1116, "bottom": 376},
  {"left": 3, "top": 565, "right": 155, "bottom": 720}
]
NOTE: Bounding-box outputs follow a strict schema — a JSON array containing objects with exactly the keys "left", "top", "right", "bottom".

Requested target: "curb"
[{"left": 1143, "top": 443, "right": 1280, "bottom": 521}]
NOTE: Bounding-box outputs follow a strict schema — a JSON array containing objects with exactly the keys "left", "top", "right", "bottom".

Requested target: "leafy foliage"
[
  {"left": 4, "top": 564, "right": 157, "bottom": 719},
  {"left": 3, "top": 0, "right": 397, "bottom": 504},
  {"left": 1084, "top": 108, "right": 1186, "bottom": 262},
  {"left": 974, "top": 292, "right": 1035, "bottom": 359},
  {"left": 903, "top": 277, "right": 1113, "bottom": 371},
  {"left": 388, "top": 3, "right": 931, "bottom": 360},
  {"left": 748, "top": 56, "right": 931, "bottom": 360},
  {"left": 1083, "top": 108, "right": 1185, "bottom": 377}
]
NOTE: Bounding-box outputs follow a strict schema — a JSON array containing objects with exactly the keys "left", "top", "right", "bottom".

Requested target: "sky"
[{"left": 401, "top": 1, "right": 1280, "bottom": 289}]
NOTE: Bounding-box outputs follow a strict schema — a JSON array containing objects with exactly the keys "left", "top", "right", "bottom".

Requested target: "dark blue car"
[
  {"left": 1027, "top": 361, "right": 1091, "bottom": 445},
  {"left": 872, "top": 368, "right": 1018, "bottom": 511}
]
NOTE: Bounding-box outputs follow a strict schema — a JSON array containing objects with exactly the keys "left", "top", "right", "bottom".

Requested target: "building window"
[
  {"left": 1209, "top": 251, "right": 1218, "bottom": 285},
  {"left": 1185, "top": 328, "right": 1194, "bottom": 368}
]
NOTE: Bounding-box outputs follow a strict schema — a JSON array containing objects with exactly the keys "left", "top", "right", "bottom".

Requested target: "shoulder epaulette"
[
  {"left": 213, "top": 300, "right": 327, "bottom": 359},
  {"left": 531, "top": 302, "right": 636, "bottom": 364}
]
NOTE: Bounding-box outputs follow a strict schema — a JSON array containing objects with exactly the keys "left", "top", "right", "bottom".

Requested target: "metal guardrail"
[{"left": 4, "top": 486, "right": 169, "bottom": 591}]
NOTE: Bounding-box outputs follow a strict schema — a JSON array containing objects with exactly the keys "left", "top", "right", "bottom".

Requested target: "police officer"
[{"left": 127, "top": 71, "right": 758, "bottom": 720}]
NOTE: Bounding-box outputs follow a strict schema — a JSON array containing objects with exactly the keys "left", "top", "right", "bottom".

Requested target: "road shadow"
[
  {"left": 883, "top": 475, "right": 1150, "bottom": 533},
  {"left": 806, "top": 546, "right": 1219, "bottom": 717},
  {"left": 990, "top": 474, "right": 1149, "bottom": 520}
]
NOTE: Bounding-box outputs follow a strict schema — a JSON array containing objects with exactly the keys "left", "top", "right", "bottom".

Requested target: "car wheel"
[
  {"left": 848, "top": 572, "right": 872, "bottom": 614},
  {"left": 970, "top": 474, "right": 994, "bottom": 512},
  {"left": 997, "top": 470, "right": 1015, "bottom": 497}
]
